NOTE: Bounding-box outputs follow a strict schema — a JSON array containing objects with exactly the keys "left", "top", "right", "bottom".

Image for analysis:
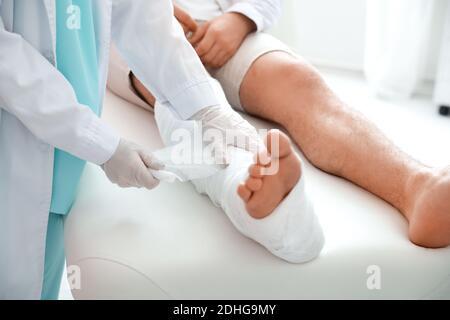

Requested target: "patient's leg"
[
  {"left": 239, "top": 51, "right": 450, "bottom": 248},
  {"left": 154, "top": 103, "right": 324, "bottom": 263}
]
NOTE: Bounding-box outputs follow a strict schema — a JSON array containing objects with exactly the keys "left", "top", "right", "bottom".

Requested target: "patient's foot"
[
  {"left": 237, "top": 130, "right": 301, "bottom": 219},
  {"left": 407, "top": 167, "right": 450, "bottom": 248}
]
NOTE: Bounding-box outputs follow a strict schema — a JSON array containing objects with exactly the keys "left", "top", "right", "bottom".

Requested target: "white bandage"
[
  {"left": 154, "top": 101, "right": 325, "bottom": 263},
  {"left": 150, "top": 145, "right": 223, "bottom": 183}
]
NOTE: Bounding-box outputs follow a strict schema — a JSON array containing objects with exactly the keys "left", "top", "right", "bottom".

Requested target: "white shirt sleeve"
[
  {"left": 111, "top": 0, "right": 220, "bottom": 120},
  {"left": 0, "top": 13, "right": 120, "bottom": 165},
  {"left": 225, "top": 0, "right": 282, "bottom": 32}
]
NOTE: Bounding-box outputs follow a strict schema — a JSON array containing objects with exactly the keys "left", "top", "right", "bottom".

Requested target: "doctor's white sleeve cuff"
[
  {"left": 166, "top": 78, "right": 220, "bottom": 120},
  {"left": 85, "top": 116, "right": 121, "bottom": 165},
  {"left": 226, "top": 3, "right": 265, "bottom": 32}
]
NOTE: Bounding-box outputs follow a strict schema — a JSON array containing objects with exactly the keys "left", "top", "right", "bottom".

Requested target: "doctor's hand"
[
  {"left": 189, "top": 13, "right": 256, "bottom": 69},
  {"left": 102, "top": 139, "right": 164, "bottom": 189},
  {"left": 190, "top": 105, "right": 263, "bottom": 165}
]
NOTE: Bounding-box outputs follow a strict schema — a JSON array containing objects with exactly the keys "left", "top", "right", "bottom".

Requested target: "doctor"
[{"left": 0, "top": 0, "right": 256, "bottom": 299}]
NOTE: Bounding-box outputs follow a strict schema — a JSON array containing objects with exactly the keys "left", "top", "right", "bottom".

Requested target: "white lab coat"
[{"left": 0, "top": 0, "right": 220, "bottom": 299}]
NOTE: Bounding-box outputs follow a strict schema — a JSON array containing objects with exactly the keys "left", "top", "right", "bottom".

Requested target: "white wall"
[
  {"left": 423, "top": 0, "right": 448, "bottom": 81},
  {"left": 271, "top": 0, "right": 447, "bottom": 82},
  {"left": 271, "top": 0, "right": 367, "bottom": 71}
]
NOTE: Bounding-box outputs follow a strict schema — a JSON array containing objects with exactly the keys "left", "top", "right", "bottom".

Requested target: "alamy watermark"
[
  {"left": 366, "top": 265, "right": 381, "bottom": 290},
  {"left": 67, "top": 264, "right": 81, "bottom": 291},
  {"left": 165, "top": 125, "right": 281, "bottom": 175},
  {"left": 66, "top": 5, "right": 81, "bottom": 30}
]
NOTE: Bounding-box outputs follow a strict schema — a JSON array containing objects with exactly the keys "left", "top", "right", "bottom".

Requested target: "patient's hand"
[
  {"left": 174, "top": 5, "right": 198, "bottom": 36},
  {"left": 189, "top": 13, "right": 256, "bottom": 69}
]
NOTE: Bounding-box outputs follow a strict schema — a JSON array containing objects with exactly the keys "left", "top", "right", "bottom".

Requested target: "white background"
[{"left": 272, "top": 0, "right": 448, "bottom": 84}]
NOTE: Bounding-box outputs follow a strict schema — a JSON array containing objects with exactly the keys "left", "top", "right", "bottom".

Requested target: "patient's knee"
[{"left": 256, "top": 53, "right": 327, "bottom": 102}]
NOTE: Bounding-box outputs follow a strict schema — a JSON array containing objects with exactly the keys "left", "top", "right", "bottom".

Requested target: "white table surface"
[{"left": 65, "top": 76, "right": 450, "bottom": 299}]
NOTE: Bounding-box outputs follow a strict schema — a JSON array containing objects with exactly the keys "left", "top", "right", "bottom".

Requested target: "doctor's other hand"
[
  {"left": 102, "top": 139, "right": 164, "bottom": 189},
  {"left": 174, "top": 5, "right": 198, "bottom": 36},
  {"left": 189, "top": 13, "right": 256, "bottom": 69}
]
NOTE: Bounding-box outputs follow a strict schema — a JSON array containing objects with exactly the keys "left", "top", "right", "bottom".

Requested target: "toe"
[
  {"left": 256, "top": 151, "right": 271, "bottom": 166},
  {"left": 249, "top": 164, "right": 264, "bottom": 178},
  {"left": 266, "top": 129, "right": 292, "bottom": 158},
  {"left": 246, "top": 177, "right": 263, "bottom": 191},
  {"left": 237, "top": 183, "right": 252, "bottom": 202}
]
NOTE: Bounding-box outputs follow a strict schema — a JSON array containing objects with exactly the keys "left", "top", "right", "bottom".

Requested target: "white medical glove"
[
  {"left": 190, "top": 105, "right": 264, "bottom": 165},
  {"left": 102, "top": 139, "right": 164, "bottom": 189}
]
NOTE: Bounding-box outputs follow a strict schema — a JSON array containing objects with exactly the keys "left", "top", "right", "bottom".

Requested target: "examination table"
[{"left": 65, "top": 89, "right": 450, "bottom": 300}]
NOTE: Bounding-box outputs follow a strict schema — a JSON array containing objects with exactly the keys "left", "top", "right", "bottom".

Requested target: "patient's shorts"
[
  {"left": 209, "top": 33, "right": 294, "bottom": 111},
  {"left": 108, "top": 33, "right": 294, "bottom": 114}
]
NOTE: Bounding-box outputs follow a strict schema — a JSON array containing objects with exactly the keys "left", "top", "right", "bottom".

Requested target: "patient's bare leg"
[
  {"left": 131, "top": 56, "right": 449, "bottom": 248},
  {"left": 238, "top": 130, "right": 301, "bottom": 219},
  {"left": 130, "top": 72, "right": 156, "bottom": 107},
  {"left": 239, "top": 51, "right": 450, "bottom": 248}
]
